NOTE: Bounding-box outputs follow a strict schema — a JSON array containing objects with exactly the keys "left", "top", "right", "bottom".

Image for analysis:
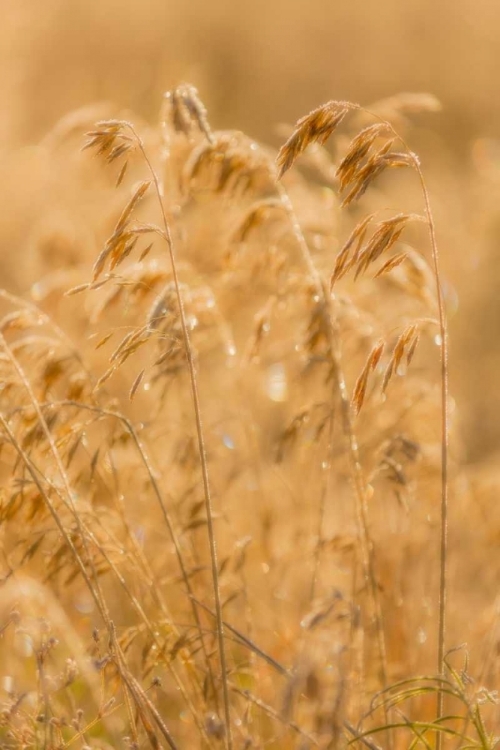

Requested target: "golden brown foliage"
[{"left": 0, "top": 86, "right": 498, "bottom": 750}]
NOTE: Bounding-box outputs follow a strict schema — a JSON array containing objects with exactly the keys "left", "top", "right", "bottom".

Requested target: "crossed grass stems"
[{"left": 3, "top": 85, "right": 491, "bottom": 748}]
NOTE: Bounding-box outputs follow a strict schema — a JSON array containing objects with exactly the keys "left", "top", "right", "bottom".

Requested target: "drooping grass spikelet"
[{"left": 277, "top": 101, "right": 350, "bottom": 178}]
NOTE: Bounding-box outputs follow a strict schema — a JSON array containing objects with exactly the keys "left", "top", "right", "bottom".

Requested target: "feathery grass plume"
[
  {"left": 382, "top": 324, "right": 420, "bottom": 394},
  {"left": 355, "top": 213, "right": 424, "bottom": 278},
  {"left": 336, "top": 93, "right": 449, "bottom": 735},
  {"left": 330, "top": 213, "right": 376, "bottom": 285},
  {"left": 373, "top": 250, "right": 408, "bottom": 277},
  {"left": 352, "top": 340, "right": 385, "bottom": 415},
  {"left": 332, "top": 213, "right": 425, "bottom": 284},
  {"left": 91, "top": 180, "right": 151, "bottom": 280},
  {"left": 165, "top": 83, "right": 214, "bottom": 143},
  {"left": 83, "top": 119, "right": 136, "bottom": 186},
  {"left": 336, "top": 123, "right": 390, "bottom": 190},
  {"left": 340, "top": 141, "right": 415, "bottom": 207},
  {"left": 183, "top": 131, "right": 275, "bottom": 197},
  {"left": 277, "top": 100, "right": 350, "bottom": 178}
]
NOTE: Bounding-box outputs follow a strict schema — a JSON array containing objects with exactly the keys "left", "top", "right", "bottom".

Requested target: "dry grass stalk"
[
  {"left": 334, "top": 98, "right": 450, "bottom": 729},
  {"left": 276, "top": 92, "right": 452, "bottom": 745},
  {"left": 275, "top": 179, "right": 391, "bottom": 726},
  {"left": 84, "top": 116, "right": 233, "bottom": 748}
]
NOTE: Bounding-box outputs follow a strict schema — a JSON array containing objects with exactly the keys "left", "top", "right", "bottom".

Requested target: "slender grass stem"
[
  {"left": 128, "top": 125, "right": 233, "bottom": 750},
  {"left": 357, "top": 112, "right": 449, "bottom": 692},
  {"left": 277, "top": 182, "right": 389, "bottom": 701}
]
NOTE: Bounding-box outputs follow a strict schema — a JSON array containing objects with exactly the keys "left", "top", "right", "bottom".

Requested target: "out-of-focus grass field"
[
  {"left": 2, "top": 0, "right": 500, "bottom": 457},
  {"left": 1, "top": 3, "right": 500, "bottom": 748}
]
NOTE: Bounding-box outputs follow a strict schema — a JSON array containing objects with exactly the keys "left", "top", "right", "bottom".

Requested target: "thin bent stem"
[
  {"left": 277, "top": 182, "right": 389, "bottom": 699},
  {"left": 310, "top": 407, "right": 335, "bottom": 604},
  {"left": 110, "top": 623, "right": 180, "bottom": 750},
  {"left": 63, "top": 398, "right": 218, "bottom": 713},
  {"left": 416, "top": 163, "right": 449, "bottom": 727},
  {"left": 0, "top": 333, "right": 110, "bottom": 625},
  {"left": 0, "top": 414, "right": 108, "bottom": 624},
  {"left": 128, "top": 125, "right": 232, "bottom": 749},
  {"left": 15, "top": 397, "right": 222, "bottom": 743},
  {"left": 359, "top": 108, "right": 449, "bottom": 692}
]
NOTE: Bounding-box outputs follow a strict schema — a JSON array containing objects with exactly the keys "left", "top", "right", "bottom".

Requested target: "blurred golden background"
[
  {"left": 2, "top": 0, "right": 499, "bottom": 462},
  {"left": 2, "top": 0, "right": 500, "bottom": 147},
  {"left": 0, "top": 5, "right": 499, "bottom": 744}
]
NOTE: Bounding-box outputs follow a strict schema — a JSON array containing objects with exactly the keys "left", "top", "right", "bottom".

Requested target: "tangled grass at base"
[{"left": 0, "top": 85, "right": 498, "bottom": 749}]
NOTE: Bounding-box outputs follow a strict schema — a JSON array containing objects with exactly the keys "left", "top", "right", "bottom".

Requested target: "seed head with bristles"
[{"left": 276, "top": 101, "right": 351, "bottom": 178}]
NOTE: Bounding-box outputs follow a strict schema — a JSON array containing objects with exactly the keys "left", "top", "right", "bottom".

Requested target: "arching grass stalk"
[
  {"left": 124, "top": 123, "right": 233, "bottom": 750},
  {"left": 276, "top": 182, "right": 390, "bottom": 701},
  {"left": 276, "top": 96, "right": 449, "bottom": 738},
  {"left": 358, "top": 107, "right": 450, "bottom": 725}
]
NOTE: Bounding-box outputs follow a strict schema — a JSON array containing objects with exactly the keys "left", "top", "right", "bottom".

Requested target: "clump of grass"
[{"left": 0, "top": 86, "right": 497, "bottom": 749}]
